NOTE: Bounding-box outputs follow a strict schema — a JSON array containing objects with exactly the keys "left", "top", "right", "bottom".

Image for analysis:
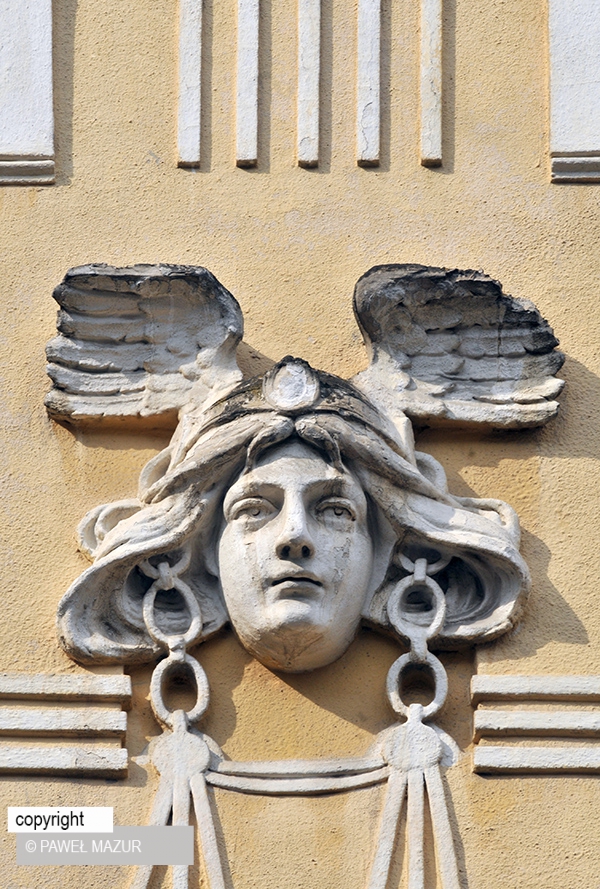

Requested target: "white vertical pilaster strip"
[
  {"left": 420, "top": 0, "right": 442, "bottom": 167},
  {"left": 0, "top": 0, "right": 55, "bottom": 184},
  {"left": 356, "top": 0, "right": 381, "bottom": 166},
  {"left": 549, "top": 0, "right": 600, "bottom": 182},
  {"left": 236, "top": 0, "right": 260, "bottom": 167},
  {"left": 297, "top": 0, "right": 321, "bottom": 167},
  {"left": 178, "top": 0, "right": 203, "bottom": 167}
]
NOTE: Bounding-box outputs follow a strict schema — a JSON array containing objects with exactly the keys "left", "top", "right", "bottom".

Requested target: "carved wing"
[
  {"left": 352, "top": 264, "right": 565, "bottom": 428},
  {"left": 45, "top": 264, "right": 244, "bottom": 426}
]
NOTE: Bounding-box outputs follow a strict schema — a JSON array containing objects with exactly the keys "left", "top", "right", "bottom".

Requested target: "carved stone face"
[{"left": 218, "top": 440, "right": 374, "bottom": 672}]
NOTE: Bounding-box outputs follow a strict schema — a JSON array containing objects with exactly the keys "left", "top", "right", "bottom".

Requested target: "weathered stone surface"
[
  {"left": 472, "top": 673, "right": 600, "bottom": 774},
  {"left": 45, "top": 264, "right": 243, "bottom": 427},
  {"left": 0, "top": 672, "right": 132, "bottom": 705},
  {"left": 0, "top": 746, "right": 128, "bottom": 777},
  {"left": 56, "top": 356, "right": 530, "bottom": 666},
  {"left": 352, "top": 263, "right": 565, "bottom": 428}
]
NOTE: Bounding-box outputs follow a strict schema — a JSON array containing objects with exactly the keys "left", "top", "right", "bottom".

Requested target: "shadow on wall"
[
  {"left": 486, "top": 525, "right": 589, "bottom": 659},
  {"left": 53, "top": 0, "right": 76, "bottom": 186},
  {"left": 199, "top": 0, "right": 214, "bottom": 173},
  {"left": 439, "top": 0, "right": 456, "bottom": 175},
  {"left": 418, "top": 354, "right": 600, "bottom": 470},
  {"left": 537, "top": 354, "right": 600, "bottom": 462}
]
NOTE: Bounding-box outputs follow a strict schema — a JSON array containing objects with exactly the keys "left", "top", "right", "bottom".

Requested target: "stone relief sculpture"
[{"left": 46, "top": 263, "right": 564, "bottom": 889}]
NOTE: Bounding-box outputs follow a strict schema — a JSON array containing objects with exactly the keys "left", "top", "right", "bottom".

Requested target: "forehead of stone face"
[{"left": 223, "top": 439, "right": 368, "bottom": 514}]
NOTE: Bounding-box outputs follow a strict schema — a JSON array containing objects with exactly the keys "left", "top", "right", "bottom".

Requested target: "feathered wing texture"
[
  {"left": 351, "top": 264, "right": 565, "bottom": 429},
  {"left": 45, "top": 264, "right": 244, "bottom": 426}
]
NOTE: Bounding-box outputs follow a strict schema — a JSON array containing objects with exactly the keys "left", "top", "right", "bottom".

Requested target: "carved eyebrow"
[
  {"left": 309, "top": 478, "right": 349, "bottom": 497},
  {"left": 226, "top": 475, "right": 352, "bottom": 503},
  {"left": 227, "top": 480, "right": 283, "bottom": 499}
]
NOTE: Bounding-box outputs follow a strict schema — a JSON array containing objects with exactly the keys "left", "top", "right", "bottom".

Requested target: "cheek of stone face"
[{"left": 218, "top": 525, "right": 264, "bottom": 626}]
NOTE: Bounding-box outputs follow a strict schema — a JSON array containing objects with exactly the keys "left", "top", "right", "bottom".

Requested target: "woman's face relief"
[{"left": 218, "top": 440, "right": 375, "bottom": 671}]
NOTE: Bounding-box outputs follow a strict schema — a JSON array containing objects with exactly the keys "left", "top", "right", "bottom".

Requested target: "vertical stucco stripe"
[
  {"left": 236, "top": 0, "right": 260, "bottom": 167},
  {"left": 0, "top": 0, "right": 54, "bottom": 183},
  {"left": 178, "top": 0, "right": 203, "bottom": 166},
  {"left": 356, "top": 0, "right": 381, "bottom": 166},
  {"left": 549, "top": 0, "right": 600, "bottom": 181},
  {"left": 297, "top": 0, "right": 321, "bottom": 167},
  {"left": 420, "top": 0, "right": 442, "bottom": 167}
]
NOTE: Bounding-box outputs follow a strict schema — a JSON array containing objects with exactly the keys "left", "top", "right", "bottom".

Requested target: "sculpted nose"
[{"left": 275, "top": 503, "right": 314, "bottom": 560}]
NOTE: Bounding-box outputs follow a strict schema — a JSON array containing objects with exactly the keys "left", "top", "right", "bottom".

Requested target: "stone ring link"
[
  {"left": 143, "top": 575, "right": 203, "bottom": 651},
  {"left": 139, "top": 547, "right": 192, "bottom": 583},
  {"left": 386, "top": 572, "right": 447, "bottom": 660},
  {"left": 386, "top": 650, "right": 449, "bottom": 720},
  {"left": 398, "top": 552, "right": 451, "bottom": 578},
  {"left": 149, "top": 650, "right": 210, "bottom": 729}
]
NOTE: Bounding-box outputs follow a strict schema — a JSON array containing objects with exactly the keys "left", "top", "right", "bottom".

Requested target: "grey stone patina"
[
  {"left": 46, "top": 262, "right": 564, "bottom": 431},
  {"left": 47, "top": 263, "right": 565, "bottom": 889},
  {"left": 55, "top": 350, "right": 532, "bottom": 668},
  {"left": 353, "top": 263, "right": 565, "bottom": 429},
  {"left": 45, "top": 264, "right": 243, "bottom": 427},
  {"left": 219, "top": 439, "right": 375, "bottom": 671}
]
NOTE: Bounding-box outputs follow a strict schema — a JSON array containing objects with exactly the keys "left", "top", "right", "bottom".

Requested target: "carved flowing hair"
[{"left": 57, "top": 362, "right": 530, "bottom": 665}]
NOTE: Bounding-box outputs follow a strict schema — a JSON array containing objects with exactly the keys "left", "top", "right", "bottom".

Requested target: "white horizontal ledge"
[
  {"left": 474, "top": 710, "right": 600, "bottom": 741},
  {"left": 471, "top": 675, "right": 600, "bottom": 704},
  {"left": 0, "top": 158, "right": 55, "bottom": 185},
  {"left": 0, "top": 745, "right": 128, "bottom": 778},
  {"left": 0, "top": 707, "right": 127, "bottom": 738},
  {"left": 0, "top": 673, "right": 132, "bottom": 708},
  {"left": 551, "top": 155, "right": 600, "bottom": 183},
  {"left": 474, "top": 746, "right": 600, "bottom": 774}
]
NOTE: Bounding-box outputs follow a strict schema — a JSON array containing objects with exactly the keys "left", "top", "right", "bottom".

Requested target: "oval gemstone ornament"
[{"left": 263, "top": 357, "right": 321, "bottom": 411}]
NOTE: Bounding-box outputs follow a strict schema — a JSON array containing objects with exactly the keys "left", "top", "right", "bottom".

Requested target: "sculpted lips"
[{"left": 269, "top": 573, "right": 323, "bottom": 598}]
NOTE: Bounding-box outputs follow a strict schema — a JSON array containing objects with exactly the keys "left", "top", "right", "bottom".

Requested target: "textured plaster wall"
[{"left": 1, "top": 0, "right": 599, "bottom": 887}]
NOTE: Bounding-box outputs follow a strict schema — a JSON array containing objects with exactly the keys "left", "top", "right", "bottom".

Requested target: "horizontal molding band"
[
  {"left": 0, "top": 673, "right": 132, "bottom": 708},
  {"left": 551, "top": 155, "right": 600, "bottom": 183},
  {"left": 474, "top": 710, "right": 600, "bottom": 741},
  {"left": 474, "top": 746, "right": 600, "bottom": 774},
  {"left": 0, "top": 158, "right": 55, "bottom": 185},
  {"left": 0, "top": 707, "right": 127, "bottom": 738},
  {"left": 471, "top": 675, "right": 600, "bottom": 704},
  {"left": 0, "top": 745, "right": 128, "bottom": 778}
]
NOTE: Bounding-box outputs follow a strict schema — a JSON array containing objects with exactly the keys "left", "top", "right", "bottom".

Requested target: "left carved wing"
[
  {"left": 352, "top": 264, "right": 565, "bottom": 429},
  {"left": 45, "top": 264, "right": 244, "bottom": 427}
]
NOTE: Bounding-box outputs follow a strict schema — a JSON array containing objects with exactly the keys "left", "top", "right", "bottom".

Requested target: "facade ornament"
[{"left": 45, "top": 262, "right": 564, "bottom": 889}]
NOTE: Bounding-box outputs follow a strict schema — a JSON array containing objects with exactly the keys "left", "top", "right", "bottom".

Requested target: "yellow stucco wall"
[{"left": 1, "top": 0, "right": 599, "bottom": 886}]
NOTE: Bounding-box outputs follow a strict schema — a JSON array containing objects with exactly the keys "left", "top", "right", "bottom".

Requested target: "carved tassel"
[
  {"left": 424, "top": 765, "right": 460, "bottom": 889},
  {"left": 369, "top": 555, "right": 461, "bottom": 889},
  {"left": 131, "top": 555, "right": 227, "bottom": 889},
  {"left": 367, "top": 770, "right": 408, "bottom": 889}
]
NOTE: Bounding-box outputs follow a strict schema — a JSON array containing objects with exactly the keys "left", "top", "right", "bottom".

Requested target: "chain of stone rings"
[
  {"left": 140, "top": 548, "right": 208, "bottom": 730},
  {"left": 136, "top": 550, "right": 457, "bottom": 889},
  {"left": 140, "top": 549, "right": 451, "bottom": 728},
  {"left": 386, "top": 554, "right": 451, "bottom": 720}
]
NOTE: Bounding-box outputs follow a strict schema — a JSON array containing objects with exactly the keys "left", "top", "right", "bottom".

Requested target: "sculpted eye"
[
  {"left": 317, "top": 499, "right": 356, "bottom": 521},
  {"left": 229, "top": 498, "right": 275, "bottom": 522}
]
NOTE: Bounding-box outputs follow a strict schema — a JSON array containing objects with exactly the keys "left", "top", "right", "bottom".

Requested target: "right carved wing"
[
  {"left": 45, "top": 264, "right": 244, "bottom": 426},
  {"left": 352, "top": 264, "right": 565, "bottom": 429}
]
